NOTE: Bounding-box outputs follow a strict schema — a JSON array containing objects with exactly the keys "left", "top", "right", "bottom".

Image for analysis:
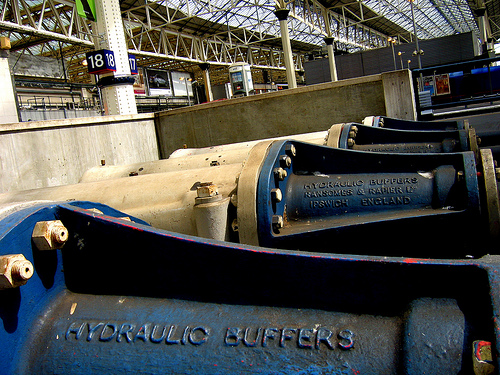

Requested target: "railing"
[
  {"left": 412, "top": 56, "right": 500, "bottom": 119},
  {"left": 17, "top": 94, "right": 195, "bottom": 115},
  {"left": 18, "top": 95, "right": 100, "bottom": 111},
  {"left": 135, "top": 96, "right": 194, "bottom": 113}
]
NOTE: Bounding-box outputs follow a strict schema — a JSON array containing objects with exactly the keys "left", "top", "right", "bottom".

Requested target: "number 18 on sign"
[{"left": 86, "top": 49, "right": 116, "bottom": 74}]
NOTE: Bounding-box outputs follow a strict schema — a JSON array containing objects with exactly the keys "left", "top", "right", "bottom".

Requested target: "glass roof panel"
[
  {"left": 363, "top": 0, "right": 478, "bottom": 39},
  {"left": 3, "top": 0, "right": 481, "bottom": 55}
]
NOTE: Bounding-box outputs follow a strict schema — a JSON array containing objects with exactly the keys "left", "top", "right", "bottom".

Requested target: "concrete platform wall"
[
  {"left": 156, "top": 70, "right": 416, "bottom": 157},
  {"left": 19, "top": 109, "right": 101, "bottom": 122},
  {"left": 0, "top": 70, "right": 415, "bottom": 193},
  {"left": 0, "top": 114, "right": 158, "bottom": 193}
]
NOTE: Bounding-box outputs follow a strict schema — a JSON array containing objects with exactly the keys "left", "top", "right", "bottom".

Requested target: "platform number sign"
[
  {"left": 85, "top": 49, "right": 116, "bottom": 74},
  {"left": 128, "top": 54, "right": 138, "bottom": 75}
]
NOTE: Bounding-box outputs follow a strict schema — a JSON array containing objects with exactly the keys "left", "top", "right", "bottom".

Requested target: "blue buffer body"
[
  {"left": 338, "top": 124, "right": 470, "bottom": 153},
  {"left": 256, "top": 140, "right": 484, "bottom": 258},
  {"left": 354, "top": 117, "right": 500, "bottom": 158},
  {"left": 0, "top": 200, "right": 500, "bottom": 374},
  {"left": 370, "top": 116, "right": 467, "bottom": 131},
  {"left": 1, "top": 134, "right": 500, "bottom": 374}
]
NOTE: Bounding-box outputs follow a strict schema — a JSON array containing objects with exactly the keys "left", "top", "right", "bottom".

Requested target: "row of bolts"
[
  {"left": 0, "top": 220, "right": 69, "bottom": 289},
  {"left": 271, "top": 144, "right": 296, "bottom": 232},
  {"left": 346, "top": 125, "right": 359, "bottom": 148}
]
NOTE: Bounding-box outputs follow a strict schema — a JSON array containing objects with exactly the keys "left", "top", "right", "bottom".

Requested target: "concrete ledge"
[
  {"left": 156, "top": 71, "right": 415, "bottom": 157},
  {"left": 0, "top": 113, "right": 155, "bottom": 133},
  {"left": 0, "top": 71, "right": 415, "bottom": 193},
  {"left": 0, "top": 113, "right": 158, "bottom": 193},
  {"left": 157, "top": 74, "right": 385, "bottom": 118}
]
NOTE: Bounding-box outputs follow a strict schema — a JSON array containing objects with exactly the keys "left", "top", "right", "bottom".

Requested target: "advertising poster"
[
  {"left": 146, "top": 69, "right": 172, "bottom": 96},
  {"left": 133, "top": 68, "right": 146, "bottom": 95},
  {"left": 435, "top": 74, "right": 451, "bottom": 95},
  {"left": 420, "top": 76, "right": 435, "bottom": 96}
]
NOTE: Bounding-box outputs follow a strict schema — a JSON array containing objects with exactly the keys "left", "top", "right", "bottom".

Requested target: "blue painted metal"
[
  {"left": 1, "top": 195, "right": 500, "bottom": 374},
  {"left": 337, "top": 123, "right": 470, "bottom": 153},
  {"left": 257, "top": 140, "right": 483, "bottom": 258},
  {"left": 361, "top": 117, "right": 500, "bottom": 158},
  {"left": 371, "top": 116, "right": 467, "bottom": 131},
  {"left": 0, "top": 202, "right": 150, "bottom": 374},
  {"left": 0, "top": 199, "right": 499, "bottom": 374},
  {"left": 1, "top": 136, "right": 500, "bottom": 373}
]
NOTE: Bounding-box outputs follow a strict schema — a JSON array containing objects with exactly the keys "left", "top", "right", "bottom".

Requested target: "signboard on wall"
[
  {"left": 420, "top": 76, "right": 435, "bottom": 96},
  {"left": 76, "top": 0, "right": 96, "bottom": 22},
  {"left": 435, "top": 74, "right": 451, "bottom": 95},
  {"left": 85, "top": 49, "right": 116, "bottom": 75},
  {"left": 146, "top": 68, "right": 172, "bottom": 96},
  {"left": 128, "top": 54, "right": 138, "bottom": 75},
  {"left": 171, "top": 71, "right": 193, "bottom": 97},
  {"left": 133, "top": 68, "right": 146, "bottom": 95}
]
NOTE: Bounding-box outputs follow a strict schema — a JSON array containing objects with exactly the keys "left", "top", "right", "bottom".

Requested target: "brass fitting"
[
  {"left": 32, "top": 220, "right": 69, "bottom": 251},
  {"left": 0, "top": 254, "right": 34, "bottom": 289}
]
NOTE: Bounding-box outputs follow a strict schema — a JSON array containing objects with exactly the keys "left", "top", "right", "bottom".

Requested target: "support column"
[
  {"left": 199, "top": 63, "right": 213, "bottom": 102},
  {"left": 324, "top": 37, "right": 338, "bottom": 82},
  {"left": 478, "top": 16, "right": 488, "bottom": 47},
  {"left": 274, "top": 9, "right": 297, "bottom": 89},
  {"left": 0, "top": 40, "right": 19, "bottom": 124},
  {"left": 94, "top": 0, "right": 137, "bottom": 115},
  {"left": 409, "top": 0, "right": 422, "bottom": 69},
  {"left": 475, "top": 3, "right": 493, "bottom": 55}
]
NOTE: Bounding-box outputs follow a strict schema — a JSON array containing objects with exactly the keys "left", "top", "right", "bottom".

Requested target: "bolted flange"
[
  {"left": 274, "top": 167, "right": 288, "bottom": 181},
  {"left": 279, "top": 155, "right": 292, "bottom": 169},
  {"left": 271, "top": 188, "right": 283, "bottom": 203}
]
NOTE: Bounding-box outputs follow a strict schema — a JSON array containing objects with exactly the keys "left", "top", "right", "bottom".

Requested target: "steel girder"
[
  {"left": 0, "top": 0, "right": 392, "bottom": 80},
  {"left": 0, "top": 0, "right": 485, "bottom": 83}
]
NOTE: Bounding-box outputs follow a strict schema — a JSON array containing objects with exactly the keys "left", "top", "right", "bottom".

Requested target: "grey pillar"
[
  {"left": 324, "top": 37, "right": 338, "bottom": 82},
  {"left": 199, "top": 63, "right": 213, "bottom": 102},
  {"left": 274, "top": 9, "right": 297, "bottom": 89}
]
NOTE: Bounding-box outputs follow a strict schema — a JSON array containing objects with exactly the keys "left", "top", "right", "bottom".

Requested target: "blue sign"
[
  {"left": 128, "top": 54, "right": 138, "bottom": 75},
  {"left": 86, "top": 49, "right": 116, "bottom": 74}
]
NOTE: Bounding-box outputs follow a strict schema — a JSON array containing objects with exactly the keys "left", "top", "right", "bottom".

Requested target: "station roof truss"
[{"left": 0, "top": 0, "right": 496, "bottom": 84}]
